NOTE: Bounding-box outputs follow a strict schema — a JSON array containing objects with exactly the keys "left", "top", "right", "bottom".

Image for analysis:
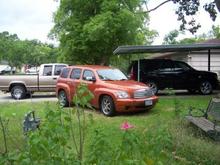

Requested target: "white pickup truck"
[{"left": 0, "top": 63, "right": 67, "bottom": 99}]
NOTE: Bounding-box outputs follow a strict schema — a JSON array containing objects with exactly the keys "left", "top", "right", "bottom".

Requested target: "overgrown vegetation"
[{"left": 1, "top": 93, "right": 220, "bottom": 164}]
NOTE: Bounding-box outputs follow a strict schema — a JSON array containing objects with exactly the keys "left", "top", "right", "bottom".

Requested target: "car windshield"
[{"left": 97, "top": 69, "right": 128, "bottom": 81}]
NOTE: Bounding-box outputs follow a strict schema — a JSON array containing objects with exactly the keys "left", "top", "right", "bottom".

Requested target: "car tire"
[
  {"left": 100, "top": 95, "right": 115, "bottom": 116},
  {"left": 11, "top": 85, "right": 26, "bottom": 99},
  {"left": 199, "top": 81, "right": 213, "bottom": 95},
  {"left": 145, "top": 81, "right": 158, "bottom": 95},
  {"left": 58, "top": 90, "right": 69, "bottom": 107}
]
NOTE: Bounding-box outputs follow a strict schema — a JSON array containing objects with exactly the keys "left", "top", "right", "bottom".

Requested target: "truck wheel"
[
  {"left": 58, "top": 90, "right": 69, "bottom": 107},
  {"left": 100, "top": 95, "right": 115, "bottom": 116},
  {"left": 146, "top": 81, "right": 158, "bottom": 95},
  {"left": 199, "top": 81, "right": 213, "bottom": 95},
  {"left": 11, "top": 86, "right": 26, "bottom": 99}
]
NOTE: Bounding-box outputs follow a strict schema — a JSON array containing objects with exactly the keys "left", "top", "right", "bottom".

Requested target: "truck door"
[
  {"left": 39, "top": 64, "right": 67, "bottom": 91},
  {"left": 173, "top": 61, "right": 195, "bottom": 89},
  {"left": 156, "top": 60, "right": 175, "bottom": 89},
  {"left": 39, "top": 65, "right": 54, "bottom": 91}
]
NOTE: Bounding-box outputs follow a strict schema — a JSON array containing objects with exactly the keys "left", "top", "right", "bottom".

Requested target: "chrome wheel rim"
[
  {"left": 13, "top": 88, "right": 23, "bottom": 99},
  {"left": 101, "top": 97, "right": 111, "bottom": 115},
  {"left": 59, "top": 91, "right": 67, "bottom": 107},
  {"left": 200, "top": 81, "right": 212, "bottom": 94}
]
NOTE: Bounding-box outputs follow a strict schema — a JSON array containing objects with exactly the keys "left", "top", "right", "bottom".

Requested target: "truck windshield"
[{"left": 97, "top": 69, "right": 128, "bottom": 81}]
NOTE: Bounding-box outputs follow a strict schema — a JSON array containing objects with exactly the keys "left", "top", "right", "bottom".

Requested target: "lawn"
[{"left": 0, "top": 95, "right": 220, "bottom": 164}]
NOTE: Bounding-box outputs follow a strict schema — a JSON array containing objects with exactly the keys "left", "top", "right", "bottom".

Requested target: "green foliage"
[
  {"left": 0, "top": 31, "right": 59, "bottom": 68},
  {"left": 1, "top": 96, "right": 220, "bottom": 164},
  {"left": 51, "top": 0, "right": 157, "bottom": 65}
]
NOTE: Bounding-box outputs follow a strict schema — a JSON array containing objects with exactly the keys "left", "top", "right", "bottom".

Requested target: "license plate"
[{"left": 145, "top": 100, "right": 153, "bottom": 106}]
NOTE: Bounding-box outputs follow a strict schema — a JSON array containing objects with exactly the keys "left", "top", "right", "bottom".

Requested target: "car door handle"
[{"left": 53, "top": 77, "right": 57, "bottom": 80}]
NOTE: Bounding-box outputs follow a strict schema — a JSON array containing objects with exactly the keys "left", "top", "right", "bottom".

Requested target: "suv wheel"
[
  {"left": 100, "top": 95, "right": 115, "bottom": 116},
  {"left": 199, "top": 81, "right": 213, "bottom": 95},
  {"left": 11, "top": 85, "right": 26, "bottom": 99},
  {"left": 146, "top": 81, "right": 158, "bottom": 95},
  {"left": 58, "top": 90, "right": 69, "bottom": 107}
]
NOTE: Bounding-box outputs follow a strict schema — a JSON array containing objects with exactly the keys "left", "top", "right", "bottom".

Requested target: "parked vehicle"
[
  {"left": 25, "top": 66, "right": 39, "bottom": 74},
  {"left": 0, "top": 65, "right": 16, "bottom": 74},
  {"left": 128, "top": 59, "right": 219, "bottom": 95},
  {"left": 56, "top": 65, "right": 158, "bottom": 116},
  {"left": 0, "top": 63, "right": 67, "bottom": 99}
]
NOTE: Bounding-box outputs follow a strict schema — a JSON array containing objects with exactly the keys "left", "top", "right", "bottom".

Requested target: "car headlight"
[{"left": 116, "top": 91, "right": 129, "bottom": 99}]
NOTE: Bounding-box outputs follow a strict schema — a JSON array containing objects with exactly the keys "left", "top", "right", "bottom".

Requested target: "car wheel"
[
  {"left": 199, "top": 81, "right": 213, "bottom": 95},
  {"left": 58, "top": 90, "right": 69, "bottom": 107},
  {"left": 11, "top": 85, "right": 26, "bottom": 99},
  {"left": 100, "top": 95, "right": 115, "bottom": 116},
  {"left": 146, "top": 81, "right": 158, "bottom": 95}
]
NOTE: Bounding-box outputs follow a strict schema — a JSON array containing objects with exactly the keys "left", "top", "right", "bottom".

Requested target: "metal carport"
[{"left": 113, "top": 43, "right": 220, "bottom": 81}]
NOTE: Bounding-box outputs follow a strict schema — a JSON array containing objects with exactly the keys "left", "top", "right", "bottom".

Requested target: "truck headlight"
[{"left": 116, "top": 91, "right": 129, "bottom": 99}]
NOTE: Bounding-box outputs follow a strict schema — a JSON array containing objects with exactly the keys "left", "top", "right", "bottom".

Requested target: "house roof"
[{"left": 113, "top": 39, "right": 220, "bottom": 55}]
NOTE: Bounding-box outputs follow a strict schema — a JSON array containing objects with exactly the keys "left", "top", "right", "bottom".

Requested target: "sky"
[{"left": 0, "top": 0, "right": 219, "bottom": 45}]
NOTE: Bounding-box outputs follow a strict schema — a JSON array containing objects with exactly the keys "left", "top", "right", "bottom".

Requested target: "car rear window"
[{"left": 60, "top": 68, "right": 70, "bottom": 78}]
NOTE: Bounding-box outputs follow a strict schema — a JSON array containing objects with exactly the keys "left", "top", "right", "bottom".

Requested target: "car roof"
[{"left": 66, "top": 65, "right": 112, "bottom": 70}]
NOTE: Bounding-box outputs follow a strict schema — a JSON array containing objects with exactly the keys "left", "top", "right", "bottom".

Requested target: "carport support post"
[
  {"left": 208, "top": 49, "right": 211, "bottom": 71},
  {"left": 138, "top": 59, "right": 140, "bottom": 82}
]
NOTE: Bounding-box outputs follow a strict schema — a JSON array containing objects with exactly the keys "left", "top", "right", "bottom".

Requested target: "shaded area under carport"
[{"left": 114, "top": 43, "right": 220, "bottom": 82}]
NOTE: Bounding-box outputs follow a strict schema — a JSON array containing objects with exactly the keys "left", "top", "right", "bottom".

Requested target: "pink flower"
[{"left": 120, "top": 121, "right": 134, "bottom": 130}]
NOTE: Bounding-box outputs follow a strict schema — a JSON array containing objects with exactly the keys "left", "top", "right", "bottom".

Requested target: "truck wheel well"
[{"left": 9, "top": 84, "right": 26, "bottom": 92}]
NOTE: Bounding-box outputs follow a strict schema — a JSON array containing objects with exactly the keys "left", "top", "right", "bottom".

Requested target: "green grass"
[{"left": 1, "top": 96, "right": 220, "bottom": 164}]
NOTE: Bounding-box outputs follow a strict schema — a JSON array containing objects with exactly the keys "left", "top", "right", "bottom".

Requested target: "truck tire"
[
  {"left": 100, "top": 95, "right": 115, "bottom": 116},
  {"left": 11, "top": 85, "right": 26, "bottom": 99},
  {"left": 58, "top": 90, "right": 69, "bottom": 107}
]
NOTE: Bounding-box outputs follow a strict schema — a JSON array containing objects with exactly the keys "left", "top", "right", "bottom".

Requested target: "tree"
[
  {"left": 51, "top": 0, "right": 157, "bottom": 65},
  {"left": 0, "top": 31, "right": 59, "bottom": 69},
  {"left": 163, "top": 30, "right": 180, "bottom": 44},
  {"left": 136, "top": 0, "right": 220, "bottom": 34}
]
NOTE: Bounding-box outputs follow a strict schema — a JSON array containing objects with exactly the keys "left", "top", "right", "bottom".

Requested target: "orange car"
[{"left": 56, "top": 65, "right": 158, "bottom": 116}]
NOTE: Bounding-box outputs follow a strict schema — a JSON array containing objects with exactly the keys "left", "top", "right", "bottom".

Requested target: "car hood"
[{"left": 102, "top": 80, "right": 149, "bottom": 91}]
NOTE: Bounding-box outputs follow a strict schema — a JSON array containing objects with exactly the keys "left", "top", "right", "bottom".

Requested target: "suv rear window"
[{"left": 60, "top": 68, "right": 70, "bottom": 78}]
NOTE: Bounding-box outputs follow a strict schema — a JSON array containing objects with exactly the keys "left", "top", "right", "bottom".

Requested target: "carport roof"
[{"left": 113, "top": 43, "right": 220, "bottom": 54}]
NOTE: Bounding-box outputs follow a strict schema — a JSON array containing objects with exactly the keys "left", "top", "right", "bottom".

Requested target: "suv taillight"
[{"left": 129, "top": 67, "right": 136, "bottom": 80}]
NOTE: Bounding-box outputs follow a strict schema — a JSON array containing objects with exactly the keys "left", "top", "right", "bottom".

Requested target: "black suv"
[{"left": 128, "top": 59, "right": 219, "bottom": 95}]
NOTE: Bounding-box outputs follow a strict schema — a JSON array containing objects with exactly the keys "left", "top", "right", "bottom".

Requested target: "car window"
[
  {"left": 60, "top": 68, "right": 70, "bottom": 78},
  {"left": 54, "top": 65, "right": 66, "bottom": 75},
  {"left": 70, "top": 68, "right": 82, "bottom": 79},
  {"left": 141, "top": 61, "right": 160, "bottom": 72},
  {"left": 174, "top": 61, "right": 192, "bottom": 71},
  {"left": 82, "top": 70, "right": 95, "bottom": 81},
  {"left": 159, "top": 61, "right": 173, "bottom": 71},
  {"left": 43, "top": 65, "right": 52, "bottom": 76},
  {"left": 97, "top": 69, "right": 127, "bottom": 81}
]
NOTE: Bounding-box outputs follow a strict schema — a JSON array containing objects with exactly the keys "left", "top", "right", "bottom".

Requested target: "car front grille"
[{"left": 134, "top": 89, "right": 153, "bottom": 98}]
